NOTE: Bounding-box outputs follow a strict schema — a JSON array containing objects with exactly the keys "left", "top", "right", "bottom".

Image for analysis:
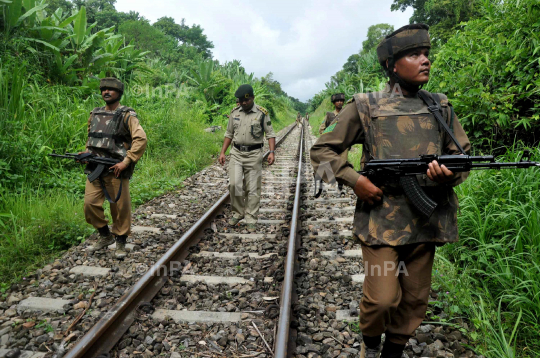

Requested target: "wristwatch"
[{"left": 269, "top": 150, "right": 275, "bottom": 153}]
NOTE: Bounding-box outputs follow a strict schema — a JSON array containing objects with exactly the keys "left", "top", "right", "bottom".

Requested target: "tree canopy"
[
  {"left": 153, "top": 16, "right": 214, "bottom": 58},
  {"left": 391, "top": 0, "right": 481, "bottom": 42},
  {"left": 361, "top": 23, "right": 394, "bottom": 53}
]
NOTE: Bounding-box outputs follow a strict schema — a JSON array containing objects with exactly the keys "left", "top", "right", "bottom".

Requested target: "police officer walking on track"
[
  {"left": 84, "top": 77, "right": 147, "bottom": 259},
  {"left": 219, "top": 84, "right": 276, "bottom": 232},
  {"left": 310, "top": 24, "right": 470, "bottom": 358}
]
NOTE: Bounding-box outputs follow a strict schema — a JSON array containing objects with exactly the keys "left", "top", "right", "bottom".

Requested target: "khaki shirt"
[
  {"left": 310, "top": 89, "right": 471, "bottom": 246},
  {"left": 86, "top": 107, "right": 147, "bottom": 167},
  {"left": 225, "top": 103, "right": 276, "bottom": 145},
  {"left": 318, "top": 109, "right": 339, "bottom": 135}
]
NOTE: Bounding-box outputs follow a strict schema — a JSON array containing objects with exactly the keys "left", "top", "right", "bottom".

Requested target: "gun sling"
[
  {"left": 99, "top": 175, "right": 123, "bottom": 204},
  {"left": 417, "top": 91, "right": 466, "bottom": 155}
]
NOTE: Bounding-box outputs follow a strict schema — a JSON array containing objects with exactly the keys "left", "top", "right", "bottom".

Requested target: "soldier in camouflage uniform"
[
  {"left": 219, "top": 84, "right": 276, "bottom": 232},
  {"left": 310, "top": 24, "right": 470, "bottom": 358},
  {"left": 84, "top": 78, "right": 147, "bottom": 259},
  {"left": 318, "top": 93, "right": 345, "bottom": 135},
  {"left": 319, "top": 93, "right": 347, "bottom": 193}
]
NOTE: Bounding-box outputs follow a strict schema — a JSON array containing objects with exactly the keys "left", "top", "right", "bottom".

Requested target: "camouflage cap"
[
  {"left": 235, "top": 84, "right": 254, "bottom": 99},
  {"left": 99, "top": 77, "right": 124, "bottom": 93},
  {"left": 376, "top": 24, "right": 431, "bottom": 65},
  {"left": 331, "top": 93, "right": 345, "bottom": 103}
]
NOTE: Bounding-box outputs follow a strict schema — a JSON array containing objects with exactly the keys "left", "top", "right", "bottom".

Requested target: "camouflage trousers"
[
  {"left": 84, "top": 174, "right": 131, "bottom": 236},
  {"left": 228, "top": 147, "right": 263, "bottom": 224},
  {"left": 359, "top": 242, "right": 435, "bottom": 345}
]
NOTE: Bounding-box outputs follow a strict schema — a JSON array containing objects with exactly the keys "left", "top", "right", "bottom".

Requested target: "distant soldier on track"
[
  {"left": 84, "top": 78, "right": 147, "bottom": 259},
  {"left": 318, "top": 93, "right": 345, "bottom": 135},
  {"left": 310, "top": 24, "right": 470, "bottom": 358},
  {"left": 319, "top": 93, "right": 347, "bottom": 193},
  {"left": 219, "top": 84, "right": 276, "bottom": 232}
]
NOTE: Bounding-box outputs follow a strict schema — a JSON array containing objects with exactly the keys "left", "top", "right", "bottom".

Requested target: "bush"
[{"left": 427, "top": 0, "right": 540, "bottom": 150}]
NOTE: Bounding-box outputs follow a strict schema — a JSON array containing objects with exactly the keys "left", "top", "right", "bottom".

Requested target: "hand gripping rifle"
[
  {"left": 48, "top": 152, "right": 123, "bottom": 203},
  {"left": 359, "top": 151, "right": 540, "bottom": 218}
]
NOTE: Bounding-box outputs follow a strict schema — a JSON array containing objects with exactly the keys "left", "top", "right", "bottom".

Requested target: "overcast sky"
[{"left": 115, "top": 0, "right": 413, "bottom": 102}]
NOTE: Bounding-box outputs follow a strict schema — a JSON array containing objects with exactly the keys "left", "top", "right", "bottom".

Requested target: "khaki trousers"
[
  {"left": 359, "top": 243, "right": 435, "bottom": 345},
  {"left": 84, "top": 173, "right": 131, "bottom": 236},
  {"left": 229, "top": 147, "right": 263, "bottom": 224}
]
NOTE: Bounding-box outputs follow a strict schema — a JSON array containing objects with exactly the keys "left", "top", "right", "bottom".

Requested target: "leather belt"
[{"left": 233, "top": 143, "right": 263, "bottom": 152}]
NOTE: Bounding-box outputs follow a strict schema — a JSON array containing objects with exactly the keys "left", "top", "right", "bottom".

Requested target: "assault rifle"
[
  {"left": 48, "top": 152, "right": 123, "bottom": 203},
  {"left": 358, "top": 152, "right": 540, "bottom": 218}
]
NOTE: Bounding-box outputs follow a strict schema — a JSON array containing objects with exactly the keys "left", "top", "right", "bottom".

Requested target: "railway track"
[{"left": 0, "top": 121, "right": 481, "bottom": 358}]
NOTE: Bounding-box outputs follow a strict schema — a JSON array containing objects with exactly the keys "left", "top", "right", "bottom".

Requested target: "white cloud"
[{"left": 115, "top": 0, "right": 413, "bottom": 102}]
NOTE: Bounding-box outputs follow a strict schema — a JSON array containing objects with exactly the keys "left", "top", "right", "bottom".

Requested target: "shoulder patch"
[
  {"left": 230, "top": 105, "right": 240, "bottom": 114},
  {"left": 257, "top": 106, "right": 268, "bottom": 115},
  {"left": 323, "top": 122, "right": 337, "bottom": 134}
]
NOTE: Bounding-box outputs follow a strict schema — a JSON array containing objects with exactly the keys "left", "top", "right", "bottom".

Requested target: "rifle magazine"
[{"left": 399, "top": 176, "right": 438, "bottom": 218}]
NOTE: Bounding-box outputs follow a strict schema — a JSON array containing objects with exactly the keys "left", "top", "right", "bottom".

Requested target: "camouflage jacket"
[
  {"left": 86, "top": 105, "right": 147, "bottom": 178},
  {"left": 318, "top": 109, "right": 339, "bottom": 135},
  {"left": 310, "top": 87, "right": 471, "bottom": 246}
]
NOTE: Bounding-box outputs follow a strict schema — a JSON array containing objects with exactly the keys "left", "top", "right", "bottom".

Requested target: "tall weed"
[{"left": 435, "top": 147, "right": 540, "bottom": 356}]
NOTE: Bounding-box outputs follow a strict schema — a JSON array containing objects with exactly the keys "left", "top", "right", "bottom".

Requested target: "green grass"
[
  {"left": 432, "top": 148, "right": 540, "bottom": 357},
  {"left": 0, "top": 192, "right": 92, "bottom": 281}
]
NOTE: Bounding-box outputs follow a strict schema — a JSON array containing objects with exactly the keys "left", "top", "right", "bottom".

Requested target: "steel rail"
[
  {"left": 274, "top": 120, "right": 305, "bottom": 357},
  {"left": 65, "top": 122, "right": 297, "bottom": 358}
]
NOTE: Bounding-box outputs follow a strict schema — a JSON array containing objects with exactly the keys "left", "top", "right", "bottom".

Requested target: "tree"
[
  {"left": 343, "top": 53, "right": 361, "bottom": 74},
  {"left": 72, "top": 0, "right": 116, "bottom": 26},
  {"left": 46, "top": 0, "right": 73, "bottom": 14},
  {"left": 153, "top": 16, "right": 214, "bottom": 58},
  {"left": 261, "top": 72, "right": 284, "bottom": 96},
  {"left": 390, "top": 0, "right": 481, "bottom": 42},
  {"left": 94, "top": 10, "right": 140, "bottom": 31},
  {"left": 119, "top": 20, "right": 178, "bottom": 60},
  {"left": 153, "top": 17, "right": 183, "bottom": 40},
  {"left": 362, "top": 23, "right": 394, "bottom": 54}
]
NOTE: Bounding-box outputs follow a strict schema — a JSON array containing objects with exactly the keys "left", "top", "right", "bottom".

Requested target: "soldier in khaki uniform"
[
  {"left": 83, "top": 78, "right": 147, "bottom": 259},
  {"left": 310, "top": 24, "right": 470, "bottom": 358},
  {"left": 219, "top": 84, "right": 276, "bottom": 232}
]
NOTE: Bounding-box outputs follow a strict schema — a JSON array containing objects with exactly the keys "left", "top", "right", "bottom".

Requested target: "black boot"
[
  {"left": 361, "top": 335, "right": 382, "bottom": 358},
  {"left": 381, "top": 340, "right": 405, "bottom": 358}
]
